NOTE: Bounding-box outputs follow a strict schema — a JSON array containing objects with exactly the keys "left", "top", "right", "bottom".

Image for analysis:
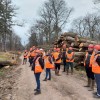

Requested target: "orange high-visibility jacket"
[
  {"left": 45, "top": 56, "right": 54, "bottom": 69},
  {"left": 30, "top": 50, "right": 36, "bottom": 57},
  {"left": 90, "top": 51, "right": 95, "bottom": 67},
  {"left": 92, "top": 54, "right": 100, "bottom": 74},
  {"left": 34, "top": 57, "right": 43, "bottom": 73},
  {"left": 66, "top": 52, "right": 74, "bottom": 62},
  {"left": 53, "top": 52, "right": 61, "bottom": 64},
  {"left": 23, "top": 52, "right": 28, "bottom": 58},
  {"left": 84, "top": 51, "right": 95, "bottom": 67}
]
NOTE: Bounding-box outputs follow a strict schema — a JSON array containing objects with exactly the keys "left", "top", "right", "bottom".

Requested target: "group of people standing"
[
  {"left": 22, "top": 44, "right": 100, "bottom": 99},
  {"left": 22, "top": 45, "right": 75, "bottom": 95},
  {"left": 84, "top": 44, "right": 100, "bottom": 98}
]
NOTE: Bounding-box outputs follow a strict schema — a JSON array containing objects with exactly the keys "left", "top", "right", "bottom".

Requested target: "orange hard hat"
[
  {"left": 88, "top": 44, "right": 94, "bottom": 49},
  {"left": 94, "top": 45, "right": 100, "bottom": 50},
  {"left": 69, "top": 47, "right": 73, "bottom": 50}
]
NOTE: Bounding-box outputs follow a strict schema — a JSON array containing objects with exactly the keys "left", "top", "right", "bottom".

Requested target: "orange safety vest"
[
  {"left": 52, "top": 52, "right": 55, "bottom": 57},
  {"left": 27, "top": 52, "right": 31, "bottom": 58},
  {"left": 84, "top": 51, "right": 95, "bottom": 67},
  {"left": 92, "top": 54, "right": 100, "bottom": 74},
  {"left": 90, "top": 51, "right": 95, "bottom": 67},
  {"left": 66, "top": 52, "right": 74, "bottom": 62},
  {"left": 53, "top": 52, "right": 61, "bottom": 64},
  {"left": 23, "top": 52, "right": 28, "bottom": 58},
  {"left": 45, "top": 56, "right": 54, "bottom": 69},
  {"left": 30, "top": 50, "right": 36, "bottom": 57},
  {"left": 35, "top": 57, "right": 43, "bottom": 73}
]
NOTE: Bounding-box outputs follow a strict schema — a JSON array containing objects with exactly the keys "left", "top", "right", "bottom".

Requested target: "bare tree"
[
  {"left": 85, "top": 14, "right": 100, "bottom": 39},
  {"left": 94, "top": 0, "right": 100, "bottom": 4},
  {"left": 38, "top": 0, "right": 73, "bottom": 44},
  {"left": 70, "top": 13, "right": 100, "bottom": 41},
  {"left": 71, "top": 17, "right": 88, "bottom": 37},
  {"left": 50, "top": 0, "right": 73, "bottom": 38}
]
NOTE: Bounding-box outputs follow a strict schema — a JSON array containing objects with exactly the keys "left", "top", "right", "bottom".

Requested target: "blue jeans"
[
  {"left": 46, "top": 68, "right": 51, "bottom": 79},
  {"left": 95, "top": 74, "right": 100, "bottom": 96},
  {"left": 66, "top": 62, "right": 73, "bottom": 70},
  {"left": 34, "top": 73, "right": 41, "bottom": 90},
  {"left": 63, "top": 60, "right": 66, "bottom": 71}
]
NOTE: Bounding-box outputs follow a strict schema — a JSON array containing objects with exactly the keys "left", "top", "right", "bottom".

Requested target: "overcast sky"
[{"left": 12, "top": 0, "right": 97, "bottom": 45}]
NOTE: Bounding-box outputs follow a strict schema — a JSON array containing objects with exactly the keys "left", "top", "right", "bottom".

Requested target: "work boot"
[
  {"left": 88, "top": 80, "right": 95, "bottom": 91},
  {"left": 34, "top": 90, "right": 41, "bottom": 95},
  {"left": 55, "top": 70, "right": 57, "bottom": 75},
  {"left": 84, "top": 78, "right": 91, "bottom": 87},
  {"left": 93, "top": 92, "right": 97, "bottom": 95},
  {"left": 71, "top": 69, "right": 73, "bottom": 75},
  {"left": 63, "top": 70, "right": 65, "bottom": 72},
  {"left": 43, "top": 78, "right": 47, "bottom": 81},
  {"left": 47, "top": 78, "right": 51, "bottom": 80},
  {"left": 93, "top": 94, "right": 100, "bottom": 99},
  {"left": 57, "top": 70, "right": 61, "bottom": 76},
  {"left": 34, "top": 88, "right": 38, "bottom": 91},
  {"left": 66, "top": 70, "right": 69, "bottom": 75}
]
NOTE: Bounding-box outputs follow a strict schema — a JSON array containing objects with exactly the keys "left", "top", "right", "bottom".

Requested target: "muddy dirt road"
[{"left": 10, "top": 58, "right": 98, "bottom": 100}]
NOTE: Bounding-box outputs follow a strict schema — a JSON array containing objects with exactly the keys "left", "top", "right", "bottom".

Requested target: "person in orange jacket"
[
  {"left": 43, "top": 52, "right": 54, "bottom": 81},
  {"left": 29, "top": 46, "right": 36, "bottom": 66},
  {"left": 92, "top": 45, "right": 100, "bottom": 98},
  {"left": 32, "top": 49, "right": 44, "bottom": 95},
  {"left": 53, "top": 48, "right": 62, "bottom": 76},
  {"left": 23, "top": 50, "right": 28, "bottom": 65},
  {"left": 84, "top": 44, "right": 95, "bottom": 91},
  {"left": 66, "top": 47, "right": 74, "bottom": 75}
]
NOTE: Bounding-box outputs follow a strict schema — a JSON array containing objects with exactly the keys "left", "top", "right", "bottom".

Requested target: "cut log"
[
  {"left": 63, "top": 32, "right": 77, "bottom": 38},
  {"left": 74, "top": 52, "right": 85, "bottom": 57},
  {"left": 65, "top": 36, "right": 75, "bottom": 42},
  {"left": 79, "top": 43, "right": 89, "bottom": 48},
  {"left": 86, "top": 40, "right": 97, "bottom": 44},
  {"left": 72, "top": 48, "right": 79, "bottom": 52},
  {"left": 78, "top": 38, "right": 97, "bottom": 44},
  {"left": 0, "top": 60, "right": 17, "bottom": 66},
  {"left": 77, "top": 38, "right": 87, "bottom": 43},
  {"left": 74, "top": 57, "right": 84, "bottom": 63},
  {"left": 71, "top": 42, "right": 80, "bottom": 48}
]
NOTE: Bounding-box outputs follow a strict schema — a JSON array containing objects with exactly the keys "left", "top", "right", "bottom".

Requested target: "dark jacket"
[
  {"left": 62, "top": 51, "right": 66, "bottom": 60},
  {"left": 85, "top": 50, "right": 93, "bottom": 67}
]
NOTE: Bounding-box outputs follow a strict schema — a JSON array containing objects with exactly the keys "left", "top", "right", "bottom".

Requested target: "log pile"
[
  {"left": 0, "top": 52, "right": 19, "bottom": 67},
  {"left": 54, "top": 32, "right": 99, "bottom": 65}
]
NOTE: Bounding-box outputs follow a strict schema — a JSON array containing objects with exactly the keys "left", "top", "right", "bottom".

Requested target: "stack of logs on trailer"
[{"left": 53, "top": 32, "right": 99, "bottom": 66}]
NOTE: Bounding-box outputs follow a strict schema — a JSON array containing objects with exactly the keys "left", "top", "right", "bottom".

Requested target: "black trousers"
[
  {"left": 55, "top": 63, "right": 61, "bottom": 70},
  {"left": 63, "top": 59, "right": 66, "bottom": 71},
  {"left": 85, "top": 66, "right": 95, "bottom": 80}
]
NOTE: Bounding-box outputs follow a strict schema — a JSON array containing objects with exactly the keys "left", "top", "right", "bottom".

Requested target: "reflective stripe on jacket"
[
  {"left": 53, "top": 52, "right": 61, "bottom": 63},
  {"left": 84, "top": 51, "right": 95, "bottom": 67},
  {"left": 66, "top": 52, "right": 74, "bottom": 62},
  {"left": 92, "top": 54, "right": 100, "bottom": 74}
]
